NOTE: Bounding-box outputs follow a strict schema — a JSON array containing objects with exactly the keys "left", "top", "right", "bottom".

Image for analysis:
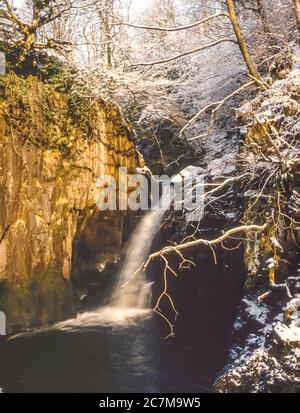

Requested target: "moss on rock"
[{"left": 0, "top": 72, "right": 138, "bottom": 333}]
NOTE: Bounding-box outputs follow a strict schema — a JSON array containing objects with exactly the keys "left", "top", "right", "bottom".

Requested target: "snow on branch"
[
  {"left": 122, "top": 223, "right": 267, "bottom": 337},
  {"left": 114, "top": 13, "right": 229, "bottom": 32},
  {"left": 131, "top": 38, "right": 235, "bottom": 67}
]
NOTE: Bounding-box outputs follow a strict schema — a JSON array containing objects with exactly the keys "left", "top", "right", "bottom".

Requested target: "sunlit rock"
[{"left": 0, "top": 74, "right": 138, "bottom": 333}]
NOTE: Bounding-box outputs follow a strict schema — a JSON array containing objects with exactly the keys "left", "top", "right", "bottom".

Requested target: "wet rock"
[{"left": 207, "top": 153, "right": 237, "bottom": 179}]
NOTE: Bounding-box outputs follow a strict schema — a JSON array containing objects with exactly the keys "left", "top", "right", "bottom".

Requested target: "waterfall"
[
  {"left": 108, "top": 182, "right": 174, "bottom": 310},
  {"left": 56, "top": 166, "right": 203, "bottom": 329},
  {"left": 56, "top": 186, "right": 171, "bottom": 330},
  {"left": 109, "top": 207, "right": 166, "bottom": 309},
  {"left": 110, "top": 166, "right": 204, "bottom": 310}
]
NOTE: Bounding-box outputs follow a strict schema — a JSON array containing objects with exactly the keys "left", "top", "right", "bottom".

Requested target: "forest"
[{"left": 0, "top": 0, "right": 299, "bottom": 395}]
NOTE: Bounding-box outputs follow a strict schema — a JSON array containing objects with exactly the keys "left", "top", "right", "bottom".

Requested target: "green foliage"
[
  {"left": 67, "top": 89, "right": 93, "bottom": 138},
  {"left": 0, "top": 72, "right": 95, "bottom": 156},
  {"left": 0, "top": 267, "right": 75, "bottom": 333}
]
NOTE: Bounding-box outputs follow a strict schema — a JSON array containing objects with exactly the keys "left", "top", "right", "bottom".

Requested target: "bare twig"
[
  {"left": 114, "top": 13, "right": 229, "bottom": 32},
  {"left": 181, "top": 81, "right": 255, "bottom": 138},
  {"left": 131, "top": 38, "right": 235, "bottom": 67}
]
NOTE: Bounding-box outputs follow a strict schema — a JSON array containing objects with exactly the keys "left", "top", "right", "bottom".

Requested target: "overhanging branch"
[
  {"left": 147, "top": 223, "right": 267, "bottom": 260},
  {"left": 122, "top": 223, "right": 267, "bottom": 290},
  {"left": 131, "top": 38, "right": 235, "bottom": 67},
  {"left": 114, "top": 13, "right": 229, "bottom": 32}
]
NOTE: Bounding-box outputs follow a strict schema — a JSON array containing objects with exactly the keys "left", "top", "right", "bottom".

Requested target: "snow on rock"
[
  {"left": 214, "top": 295, "right": 300, "bottom": 393},
  {"left": 242, "top": 298, "right": 269, "bottom": 327},
  {"left": 214, "top": 49, "right": 300, "bottom": 393},
  {"left": 215, "top": 348, "right": 300, "bottom": 393},
  {"left": 273, "top": 322, "right": 300, "bottom": 349}
]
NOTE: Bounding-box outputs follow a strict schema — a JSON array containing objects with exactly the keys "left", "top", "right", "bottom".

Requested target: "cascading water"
[
  {"left": 103, "top": 166, "right": 204, "bottom": 314},
  {"left": 57, "top": 187, "right": 172, "bottom": 329},
  {"left": 109, "top": 206, "right": 167, "bottom": 310},
  {"left": 109, "top": 178, "right": 177, "bottom": 311},
  {"left": 57, "top": 166, "right": 203, "bottom": 329}
]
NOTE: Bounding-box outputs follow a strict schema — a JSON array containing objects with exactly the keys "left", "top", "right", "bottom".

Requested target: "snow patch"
[{"left": 242, "top": 298, "right": 269, "bottom": 325}]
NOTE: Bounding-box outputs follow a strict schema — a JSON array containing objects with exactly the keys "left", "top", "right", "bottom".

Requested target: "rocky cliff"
[
  {"left": 214, "top": 53, "right": 300, "bottom": 393},
  {"left": 0, "top": 73, "right": 138, "bottom": 333}
]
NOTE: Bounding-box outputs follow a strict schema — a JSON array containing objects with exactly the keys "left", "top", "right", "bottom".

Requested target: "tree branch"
[
  {"left": 122, "top": 223, "right": 267, "bottom": 291},
  {"left": 149, "top": 224, "right": 267, "bottom": 258},
  {"left": 180, "top": 80, "right": 256, "bottom": 139},
  {"left": 122, "top": 223, "right": 266, "bottom": 337},
  {"left": 114, "top": 13, "right": 229, "bottom": 32},
  {"left": 131, "top": 38, "right": 235, "bottom": 67},
  {"left": 1, "top": 0, "right": 24, "bottom": 28}
]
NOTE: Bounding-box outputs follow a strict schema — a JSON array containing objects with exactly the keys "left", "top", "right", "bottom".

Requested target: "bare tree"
[
  {"left": 294, "top": 0, "right": 300, "bottom": 32},
  {"left": 118, "top": 1, "right": 263, "bottom": 82},
  {"left": 0, "top": 0, "right": 97, "bottom": 68},
  {"left": 99, "top": 0, "right": 114, "bottom": 68},
  {"left": 226, "top": 0, "right": 263, "bottom": 83}
]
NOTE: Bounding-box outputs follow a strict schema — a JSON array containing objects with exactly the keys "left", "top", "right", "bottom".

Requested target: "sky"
[{"left": 11, "top": 0, "right": 24, "bottom": 6}]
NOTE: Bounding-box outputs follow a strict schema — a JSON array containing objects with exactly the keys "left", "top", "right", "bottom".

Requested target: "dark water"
[{"left": 0, "top": 312, "right": 218, "bottom": 393}]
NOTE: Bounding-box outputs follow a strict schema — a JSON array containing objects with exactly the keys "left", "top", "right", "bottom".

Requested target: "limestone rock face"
[{"left": 0, "top": 74, "right": 138, "bottom": 333}]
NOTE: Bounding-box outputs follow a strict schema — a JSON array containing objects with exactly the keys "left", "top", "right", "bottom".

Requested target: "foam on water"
[{"left": 56, "top": 307, "right": 152, "bottom": 331}]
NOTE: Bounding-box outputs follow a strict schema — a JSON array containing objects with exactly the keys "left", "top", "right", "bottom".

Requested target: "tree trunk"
[
  {"left": 102, "top": 0, "right": 113, "bottom": 69},
  {"left": 294, "top": 0, "right": 300, "bottom": 32},
  {"left": 16, "top": 28, "right": 37, "bottom": 66},
  {"left": 226, "top": 0, "right": 263, "bottom": 83},
  {"left": 256, "top": 0, "right": 270, "bottom": 34}
]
